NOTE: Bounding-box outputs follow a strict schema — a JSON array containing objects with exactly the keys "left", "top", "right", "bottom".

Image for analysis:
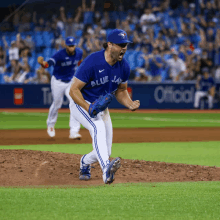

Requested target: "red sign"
[
  {"left": 127, "top": 87, "right": 132, "bottom": 99},
  {"left": 14, "top": 88, "right": 24, "bottom": 105}
]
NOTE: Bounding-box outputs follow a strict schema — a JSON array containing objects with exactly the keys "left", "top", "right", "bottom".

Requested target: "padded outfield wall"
[{"left": 1, "top": 82, "right": 220, "bottom": 109}]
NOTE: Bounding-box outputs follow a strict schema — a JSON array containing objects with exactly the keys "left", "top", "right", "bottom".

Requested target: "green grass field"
[
  {"left": 1, "top": 111, "right": 220, "bottom": 219},
  {"left": 1, "top": 111, "right": 220, "bottom": 129}
]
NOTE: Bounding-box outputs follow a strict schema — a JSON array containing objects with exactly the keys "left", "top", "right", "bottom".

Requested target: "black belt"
[{"left": 60, "top": 79, "right": 71, "bottom": 83}]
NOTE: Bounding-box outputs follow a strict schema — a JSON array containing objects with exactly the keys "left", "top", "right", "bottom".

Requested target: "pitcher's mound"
[{"left": 0, "top": 150, "right": 220, "bottom": 187}]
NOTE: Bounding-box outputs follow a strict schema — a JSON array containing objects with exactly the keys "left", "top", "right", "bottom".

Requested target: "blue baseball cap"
[
  {"left": 107, "top": 29, "right": 132, "bottom": 44},
  {"left": 65, "top": 37, "right": 77, "bottom": 46}
]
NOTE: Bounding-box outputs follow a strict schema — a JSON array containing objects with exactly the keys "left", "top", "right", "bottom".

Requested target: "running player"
[
  {"left": 37, "top": 37, "right": 83, "bottom": 139},
  {"left": 69, "top": 29, "right": 140, "bottom": 184}
]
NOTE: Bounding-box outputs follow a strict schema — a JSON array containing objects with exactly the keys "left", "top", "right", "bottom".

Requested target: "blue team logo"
[{"left": 118, "top": 32, "right": 126, "bottom": 38}]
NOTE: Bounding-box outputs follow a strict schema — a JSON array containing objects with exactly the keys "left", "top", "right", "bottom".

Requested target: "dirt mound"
[
  {"left": 1, "top": 127, "right": 220, "bottom": 146},
  {"left": 0, "top": 149, "right": 219, "bottom": 187}
]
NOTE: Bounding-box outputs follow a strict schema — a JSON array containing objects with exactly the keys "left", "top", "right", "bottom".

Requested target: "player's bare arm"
[
  {"left": 69, "top": 77, "right": 90, "bottom": 112},
  {"left": 115, "top": 82, "right": 140, "bottom": 111}
]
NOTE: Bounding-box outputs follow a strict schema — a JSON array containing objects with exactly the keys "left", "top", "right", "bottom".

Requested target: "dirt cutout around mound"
[
  {"left": 1, "top": 127, "right": 220, "bottom": 145},
  {"left": 0, "top": 150, "right": 220, "bottom": 187}
]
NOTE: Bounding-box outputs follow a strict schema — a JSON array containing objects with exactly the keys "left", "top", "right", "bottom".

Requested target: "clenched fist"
[
  {"left": 37, "top": 56, "right": 44, "bottom": 65},
  {"left": 128, "top": 100, "right": 140, "bottom": 111}
]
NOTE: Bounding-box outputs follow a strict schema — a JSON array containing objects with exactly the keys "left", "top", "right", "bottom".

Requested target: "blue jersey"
[
  {"left": 200, "top": 76, "right": 215, "bottom": 92},
  {"left": 48, "top": 48, "right": 83, "bottom": 82},
  {"left": 74, "top": 50, "right": 130, "bottom": 103},
  {"left": 149, "top": 55, "right": 163, "bottom": 76}
]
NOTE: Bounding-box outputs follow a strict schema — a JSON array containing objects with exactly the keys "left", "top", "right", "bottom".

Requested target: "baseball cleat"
[
  {"left": 103, "top": 157, "right": 121, "bottom": 184},
  {"left": 69, "top": 132, "right": 82, "bottom": 140},
  {"left": 47, "top": 126, "right": 55, "bottom": 137},
  {"left": 79, "top": 155, "right": 91, "bottom": 180}
]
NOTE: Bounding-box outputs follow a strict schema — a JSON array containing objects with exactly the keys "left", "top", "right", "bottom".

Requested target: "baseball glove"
[{"left": 88, "top": 93, "right": 114, "bottom": 118}]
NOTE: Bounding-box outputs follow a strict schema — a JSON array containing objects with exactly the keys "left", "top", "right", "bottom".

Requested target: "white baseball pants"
[
  {"left": 47, "top": 76, "right": 80, "bottom": 133},
  {"left": 70, "top": 99, "right": 113, "bottom": 172},
  {"left": 194, "top": 91, "right": 213, "bottom": 109}
]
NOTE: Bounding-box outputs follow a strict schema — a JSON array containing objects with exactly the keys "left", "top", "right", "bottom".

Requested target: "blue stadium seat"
[
  {"left": 42, "top": 31, "right": 53, "bottom": 47},
  {"left": 61, "top": 30, "right": 66, "bottom": 38},
  {"left": 35, "top": 33, "right": 44, "bottom": 47},
  {"left": 28, "top": 57, "right": 35, "bottom": 69},
  {"left": 129, "top": 24, "right": 136, "bottom": 31},
  {"left": 43, "top": 48, "right": 51, "bottom": 57},
  {"left": 75, "top": 30, "right": 83, "bottom": 38}
]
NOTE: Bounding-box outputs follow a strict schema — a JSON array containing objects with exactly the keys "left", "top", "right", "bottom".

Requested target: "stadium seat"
[
  {"left": 43, "top": 48, "right": 51, "bottom": 57},
  {"left": 28, "top": 57, "right": 35, "bottom": 68},
  {"left": 75, "top": 30, "right": 83, "bottom": 38}
]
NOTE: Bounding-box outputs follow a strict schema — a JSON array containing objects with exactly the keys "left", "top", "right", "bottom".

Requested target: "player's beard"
[
  {"left": 111, "top": 49, "right": 125, "bottom": 62},
  {"left": 66, "top": 47, "right": 76, "bottom": 56}
]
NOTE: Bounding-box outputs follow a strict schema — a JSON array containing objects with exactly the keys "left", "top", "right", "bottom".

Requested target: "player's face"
[
  {"left": 110, "top": 43, "right": 128, "bottom": 61},
  {"left": 66, "top": 45, "right": 76, "bottom": 55}
]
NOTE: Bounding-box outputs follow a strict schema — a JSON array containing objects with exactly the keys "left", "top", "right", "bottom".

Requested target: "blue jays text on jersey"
[
  {"left": 74, "top": 50, "right": 130, "bottom": 103},
  {"left": 47, "top": 48, "right": 83, "bottom": 82}
]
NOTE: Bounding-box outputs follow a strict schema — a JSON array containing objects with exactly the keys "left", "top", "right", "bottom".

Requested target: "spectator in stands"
[
  {"left": 4, "top": 56, "right": 31, "bottom": 84},
  {"left": 200, "top": 49, "right": 213, "bottom": 70},
  {"left": 135, "top": 47, "right": 163, "bottom": 81},
  {"left": 203, "top": 1, "right": 217, "bottom": 22},
  {"left": 82, "top": 0, "right": 96, "bottom": 31},
  {"left": 139, "top": 8, "right": 157, "bottom": 33},
  {"left": 178, "top": 0, "right": 190, "bottom": 17},
  {"left": 147, "top": 47, "right": 163, "bottom": 81},
  {"left": 0, "top": 46, "right": 6, "bottom": 74},
  {"left": 206, "top": 42, "right": 215, "bottom": 67},
  {"left": 14, "top": 57, "right": 31, "bottom": 83},
  {"left": 166, "top": 50, "right": 186, "bottom": 81},
  {"left": 194, "top": 67, "right": 215, "bottom": 109},
  {"left": 24, "top": 35, "right": 35, "bottom": 51},
  {"left": 33, "top": 15, "right": 46, "bottom": 32},
  {"left": 134, "top": 47, "right": 149, "bottom": 81},
  {"left": 101, "top": 11, "right": 110, "bottom": 29},
  {"left": 206, "top": 28, "right": 215, "bottom": 42},
  {"left": 2, "top": 37, "right": 19, "bottom": 61},
  {"left": 94, "top": 11, "right": 102, "bottom": 25},
  {"left": 60, "top": 6, "right": 83, "bottom": 38},
  {"left": 17, "top": 10, "right": 32, "bottom": 32},
  {"left": 148, "top": 0, "right": 163, "bottom": 12},
  {"left": 133, "top": 0, "right": 146, "bottom": 15},
  {"left": 51, "top": 20, "right": 63, "bottom": 50},
  {"left": 215, "top": 66, "right": 220, "bottom": 80},
  {"left": 3, "top": 60, "right": 19, "bottom": 83},
  {"left": 2, "top": 35, "right": 20, "bottom": 79},
  {"left": 33, "top": 66, "right": 51, "bottom": 84},
  {"left": 126, "top": 10, "right": 139, "bottom": 25}
]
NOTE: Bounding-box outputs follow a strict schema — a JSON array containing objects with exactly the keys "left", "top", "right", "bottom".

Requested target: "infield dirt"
[{"left": 1, "top": 127, "right": 220, "bottom": 186}]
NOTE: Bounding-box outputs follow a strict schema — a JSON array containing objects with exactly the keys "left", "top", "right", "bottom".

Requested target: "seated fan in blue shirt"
[{"left": 194, "top": 67, "right": 216, "bottom": 109}]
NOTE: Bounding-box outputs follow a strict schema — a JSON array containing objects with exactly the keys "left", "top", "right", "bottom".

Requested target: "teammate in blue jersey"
[
  {"left": 194, "top": 67, "right": 216, "bottom": 109},
  {"left": 37, "top": 37, "right": 83, "bottom": 139},
  {"left": 69, "top": 29, "right": 140, "bottom": 184}
]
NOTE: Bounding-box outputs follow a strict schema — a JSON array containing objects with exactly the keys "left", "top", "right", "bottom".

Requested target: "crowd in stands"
[{"left": 0, "top": 0, "right": 220, "bottom": 84}]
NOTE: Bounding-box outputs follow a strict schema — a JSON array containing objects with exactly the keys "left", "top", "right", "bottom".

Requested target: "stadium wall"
[{"left": 1, "top": 82, "right": 220, "bottom": 109}]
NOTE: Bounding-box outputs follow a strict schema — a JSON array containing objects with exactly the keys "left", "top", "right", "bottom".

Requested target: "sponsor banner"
[
  {"left": 14, "top": 88, "right": 24, "bottom": 105},
  {"left": 0, "top": 83, "right": 220, "bottom": 109}
]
